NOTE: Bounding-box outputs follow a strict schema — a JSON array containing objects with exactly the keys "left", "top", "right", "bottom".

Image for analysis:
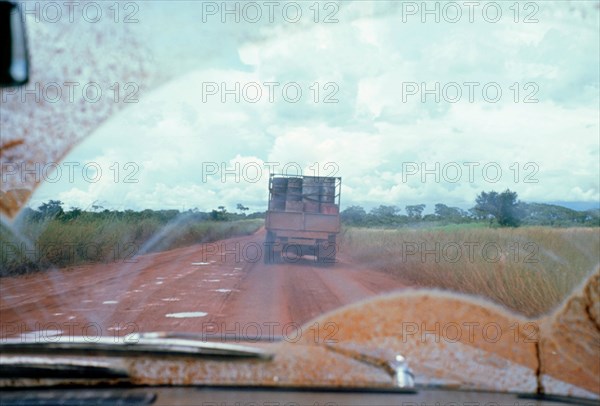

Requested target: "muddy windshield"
[{"left": 1, "top": 0, "right": 599, "bottom": 398}]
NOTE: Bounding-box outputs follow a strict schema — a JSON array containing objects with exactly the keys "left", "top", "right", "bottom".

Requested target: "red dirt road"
[{"left": 0, "top": 230, "right": 405, "bottom": 340}]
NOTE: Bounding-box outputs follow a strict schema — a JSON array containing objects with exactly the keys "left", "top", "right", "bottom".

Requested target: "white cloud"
[{"left": 29, "top": 1, "right": 599, "bottom": 212}]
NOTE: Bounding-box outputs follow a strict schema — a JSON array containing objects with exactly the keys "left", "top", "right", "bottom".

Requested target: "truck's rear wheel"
[
  {"left": 264, "top": 231, "right": 278, "bottom": 264},
  {"left": 317, "top": 235, "right": 336, "bottom": 266}
]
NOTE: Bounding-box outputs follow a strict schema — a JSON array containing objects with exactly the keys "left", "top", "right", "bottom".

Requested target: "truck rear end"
[{"left": 264, "top": 174, "right": 341, "bottom": 265}]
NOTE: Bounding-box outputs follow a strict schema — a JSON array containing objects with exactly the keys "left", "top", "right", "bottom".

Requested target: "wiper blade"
[
  {"left": 0, "top": 356, "right": 129, "bottom": 379},
  {"left": 0, "top": 332, "right": 273, "bottom": 360}
]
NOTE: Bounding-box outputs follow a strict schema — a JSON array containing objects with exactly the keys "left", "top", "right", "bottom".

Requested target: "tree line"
[
  {"left": 22, "top": 189, "right": 599, "bottom": 228},
  {"left": 342, "top": 190, "right": 599, "bottom": 228},
  {"left": 20, "top": 201, "right": 265, "bottom": 224}
]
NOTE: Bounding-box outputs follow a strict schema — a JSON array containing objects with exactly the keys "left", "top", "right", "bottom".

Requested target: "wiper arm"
[
  {"left": 323, "top": 344, "right": 415, "bottom": 390},
  {"left": 0, "top": 332, "right": 273, "bottom": 360}
]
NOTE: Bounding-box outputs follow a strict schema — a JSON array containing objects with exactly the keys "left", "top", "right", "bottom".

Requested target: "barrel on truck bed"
[{"left": 264, "top": 174, "right": 341, "bottom": 265}]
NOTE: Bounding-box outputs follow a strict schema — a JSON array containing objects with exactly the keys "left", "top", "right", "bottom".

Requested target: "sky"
[{"left": 28, "top": 1, "right": 599, "bottom": 213}]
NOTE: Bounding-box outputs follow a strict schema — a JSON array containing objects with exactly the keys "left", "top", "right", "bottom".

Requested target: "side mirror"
[{"left": 0, "top": 1, "right": 29, "bottom": 87}]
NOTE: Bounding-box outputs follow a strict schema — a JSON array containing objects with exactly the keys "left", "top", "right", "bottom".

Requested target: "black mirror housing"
[{"left": 0, "top": 1, "right": 29, "bottom": 88}]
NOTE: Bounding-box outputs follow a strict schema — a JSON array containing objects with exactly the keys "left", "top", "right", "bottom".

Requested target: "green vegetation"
[
  {"left": 341, "top": 190, "right": 599, "bottom": 228},
  {"left": 473, "top": 189, "right": 520, "bottom": 227},
  {"left": 341, "top": 226, "right": 600, "bottom": 317},
  {"left": 1, "top": 202, "right": 263, "bottom": 277}
]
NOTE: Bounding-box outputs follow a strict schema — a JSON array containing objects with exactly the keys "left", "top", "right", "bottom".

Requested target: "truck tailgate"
[{"left": 266, "top": 211, "right": 340, "bottom": 234}]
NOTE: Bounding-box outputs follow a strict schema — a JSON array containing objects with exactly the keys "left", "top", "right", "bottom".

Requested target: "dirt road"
[{"left": 0, "top": 230, "right": 405, "bottom": 341}]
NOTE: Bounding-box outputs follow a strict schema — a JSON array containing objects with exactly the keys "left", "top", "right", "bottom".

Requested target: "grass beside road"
[
  {"left": 0, "top": 217, "right": 263, "bottom": 277},
  {"left": 341, "top": 226, "right": 600, "bottom": 317}
]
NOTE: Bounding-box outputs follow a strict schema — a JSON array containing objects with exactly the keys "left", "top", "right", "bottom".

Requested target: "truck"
[{"left": 264, "top": 174, "right": 342, "bottom": 265}]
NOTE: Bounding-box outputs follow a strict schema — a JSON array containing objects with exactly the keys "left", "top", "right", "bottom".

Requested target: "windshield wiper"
[
  {"left": 0, "top": 332, "right": 273, "bottom": 360},
  {"left": 0, "top": 356, "right": 129, "bottom": 379}
]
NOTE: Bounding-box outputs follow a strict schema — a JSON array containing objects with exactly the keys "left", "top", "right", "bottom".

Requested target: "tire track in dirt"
[
  {"left": 1, "top": 230, "right": 406, "bottom": 340},
  {"left": 0, "top": 242, "right": 219, "bottom": 318}
]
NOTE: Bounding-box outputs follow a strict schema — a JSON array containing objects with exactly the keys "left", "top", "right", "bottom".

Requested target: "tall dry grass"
[
  {"left": 1, "top": 217, "right": 262, "bottom": 276},
  {"left": 341, "top": 226, "right": 600, "bottom": 317}
]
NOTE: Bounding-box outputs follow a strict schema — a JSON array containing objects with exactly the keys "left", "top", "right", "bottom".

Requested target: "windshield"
[{"left": 1, "top": 0, "right": 599, "bottom": 398}]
